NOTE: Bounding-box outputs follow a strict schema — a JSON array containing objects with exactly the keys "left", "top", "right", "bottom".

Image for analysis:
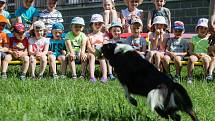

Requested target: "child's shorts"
[{"left": 0, "top": 52, "right": 6, "bottom": 59}]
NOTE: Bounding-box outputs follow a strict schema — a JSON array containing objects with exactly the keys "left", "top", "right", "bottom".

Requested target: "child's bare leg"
[
  {"left": 145, "top": 51, "right": 154, "bottom": 63},
  {"left": 187, "top": 55, "right": 198, "bottom": 78},
  {"left": 99, "top": 59, "right": 107, "bottom": 79},
  {"left": 49, "top": 55, "right": 57, "bottom": 75},
  {"left": 2, "top": 54, "right": 12, "bottom": 75},
  {"left": 174, "top": 56, "right": 182, "bottom": 76},
  {"left": 81, "top": 60, "right": 87, "bottom": 77},
  {"left": 162, "top": 55, "right": 171, "bottom": 74},
  {"left": 107, "top": 60, "right": 113, "bottom": 75},
  {"left": 202, "top": 56, "right": 210, "bottom": 77},
  {"left": 104, "top": 10, "right": 110, "bottom": 28},
  {"left": 154, "top": 52, "right": 161, "bottom": 71},
  {"left": 58, "top": 55, "right": 67, "bottom": 75},
  {"left": 88, "top": 53, "right": 95, "bottom": 79},
  {"left": 39, "top": 55, "right": 47, "bottom": 76},
  {"left": 21, "top": 55, "right": 29, "bottom": 74},
  {"left": 68, "top": 57, "right": 76, "bottom": 77},
  {"left": 208, "top": 57, "right": 215, "bottom": 76},
  {"left": 29, "top": 55, "right": 36, "bottom": 77}
]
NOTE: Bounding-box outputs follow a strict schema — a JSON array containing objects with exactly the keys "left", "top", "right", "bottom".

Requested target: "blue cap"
[
  {"left": 111, "top": 21, "right": 122, "bottom": 28},
  {"left": 173, "top": 21, "right": 185, "bottom": 30},
  {"left": 71, "top": 17, "right": 85, "bottom": 26},
  {"left": 52, "top": 22, "right": 64, "bottom": 30}
]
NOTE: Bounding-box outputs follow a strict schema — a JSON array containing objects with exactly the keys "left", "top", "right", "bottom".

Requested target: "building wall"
[
  {"left": 57, "top": 0, "right": 209, "bottom": 33},
  {"left": 7, "top": 0, "right": 209, "bottom": 33}
]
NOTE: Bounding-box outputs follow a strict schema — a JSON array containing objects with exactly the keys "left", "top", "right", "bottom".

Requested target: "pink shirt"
[{"left": 88, "top": 32, "right": 109, "bottom": 47}]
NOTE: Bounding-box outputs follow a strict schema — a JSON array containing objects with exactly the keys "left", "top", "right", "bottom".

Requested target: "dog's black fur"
[{"left": 100, "top": 43, "right": 199, "bottom": 121}]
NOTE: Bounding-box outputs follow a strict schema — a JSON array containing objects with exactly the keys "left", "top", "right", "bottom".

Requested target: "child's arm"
[
  {"left": 65, "top": 39, "right": 75, "bottom": 56},
  {"left": 41, "top": 43, "right": 49, "bottom": 56},
  {"left": 80, "top": 38, "right": 87, "bottom": 61},
  {"left": 28, "top": 44, "right": 35, "bottom": 56},
  {"left": 86, "top": 37, "right": 95, "bottom": 54},
  {"left": 147, "top": 12, "right": 152, "bottom": 31},
  {"left": 167, "top": 11, "right": 171, "bottom": 32}
]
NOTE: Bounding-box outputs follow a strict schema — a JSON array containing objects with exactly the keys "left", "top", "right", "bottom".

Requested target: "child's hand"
[
  {"left": 81, "top": 53, "right": 87, "bottom": 62},
  {"left": 48, "top": 51, "right": 53, "bottom": 55},
  {"left": 36, "top": 52, "right": 43, "bottom": 57},
  {"left": 12, "top": 51, "right": 19, "bottom": 58},
  {"left": 69, "top": 53, "right": 76, "bottom": 60},
  {"left": 61, "top": 50, "right": 66, "bottom": 55},
  {"left": 155, "top": 29, "right": 160, "bottom": 36}
]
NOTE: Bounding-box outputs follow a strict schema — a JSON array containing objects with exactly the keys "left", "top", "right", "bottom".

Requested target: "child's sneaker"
[
  {"left": 60, "top": 75, "right": 66, "bottom": 79},
  {"left": 101, "top": 77, "right": 108, "bottom": 83},
  {"left": 187, "top": 77, "right": 193, "bottom": 84},
  {"left": 79, "top": 74, "right": 85, "bottom": 79},
  {"left": 206, "top": 75, "right": 213, "bottom": 80},
  {"left": 72, "top": 75, "right": 77, "bottom": 80},
  {"left": 20, "top": 74, "right": 26, "bottom": 80},
  {"left": 1, "top": 73, "right": 7, "bottom": 79},
  {"left": 52, "top": 74, "right": 59, "bottom": 79},
  {"left": 89, "top": 77, "right": 96, "bottom": 83},
  {"left": 108, "top": 74, "right": 116, "bottom": 80},
  {"left": 173, "top": 75, "right": 181, "bottom": 82}
]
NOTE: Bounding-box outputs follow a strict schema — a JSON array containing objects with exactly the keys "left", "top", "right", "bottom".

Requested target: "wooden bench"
[{"left": 8, "top": 60, "right": 61, "bottom": 65}]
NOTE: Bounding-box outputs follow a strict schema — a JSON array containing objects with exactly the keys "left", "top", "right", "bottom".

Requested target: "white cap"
[
  {"left": 152, "top": 16, "right": 167, "bottom": 25},
  {"left": 131, "top": 18, "right": 143, "bottom": 26},
  {"left": 33, "top": 21, "right": 45, "bottom": 30},
  {"left": 196, "top": 18, "right": 208, "bottom": 28},
  {"left": 90, "top": 14, "right": 104, "bottom": 23}
]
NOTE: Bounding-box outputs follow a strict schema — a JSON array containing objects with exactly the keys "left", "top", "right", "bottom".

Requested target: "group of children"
[{"left": 0, "top": 0, "right": 214, "bottom": 83}]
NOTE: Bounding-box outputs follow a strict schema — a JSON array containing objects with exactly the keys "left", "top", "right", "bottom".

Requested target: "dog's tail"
[{"left": 173, "top": 83, "right": 199, "bottom": 121}]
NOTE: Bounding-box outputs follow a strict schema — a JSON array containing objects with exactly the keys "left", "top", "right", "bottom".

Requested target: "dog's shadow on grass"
[{"left": 66, "top": 106, "right": 155, "bottom": 121}]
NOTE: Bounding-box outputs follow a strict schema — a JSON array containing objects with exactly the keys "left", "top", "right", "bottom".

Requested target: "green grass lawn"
[{"left": 0, "top": 66, "right": 215, "bottom": 121}]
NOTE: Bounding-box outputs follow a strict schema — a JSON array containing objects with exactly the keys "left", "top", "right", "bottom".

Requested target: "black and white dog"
[{"left": 97, "top": 43, "right": 199, "bottom": 121}]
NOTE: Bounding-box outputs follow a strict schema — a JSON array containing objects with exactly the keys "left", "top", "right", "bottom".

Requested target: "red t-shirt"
[{"left": 9, "top": 37, "right": 29, "bottom": 51}]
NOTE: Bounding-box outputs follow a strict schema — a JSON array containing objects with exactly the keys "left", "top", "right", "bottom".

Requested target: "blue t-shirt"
[
  {"left": 15, "top": 6, "right": 39, "bottom": 30},
  {"left": 123, "top": 36, "right": 147, "bottom": 51},
  {"left": 49, "top": 39, "right": 66, "bottom": 57}
]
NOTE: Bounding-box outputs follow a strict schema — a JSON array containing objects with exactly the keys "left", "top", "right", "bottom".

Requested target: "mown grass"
[{"left": 0, "top": 66, "right": 215, "bottom": 121}]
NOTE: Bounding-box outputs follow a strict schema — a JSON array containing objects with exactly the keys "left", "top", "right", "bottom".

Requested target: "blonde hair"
[{"left": 102, "top": 0, "right": 116, "bottom": 10}]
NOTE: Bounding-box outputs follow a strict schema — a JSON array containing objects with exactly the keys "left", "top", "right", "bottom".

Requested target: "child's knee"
[
  {"left": 49, "top": 55, "right": 56, "bottom": 62},
  {"left": 4, "top": 54, "right": 12, "bottom": 61},
  {"left": 188, "top": 55, "right": 198, "bottom": 63},
  {"left": 22, "top": 56, "right": 30, "bottom": 63},
  {"left": 40, "top": 56, "right": 47, "bottom": 62}
]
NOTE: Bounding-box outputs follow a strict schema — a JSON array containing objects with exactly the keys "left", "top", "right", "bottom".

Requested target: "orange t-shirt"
[{"left": 0, "top": 32, "right": 10, "bottom": 47}]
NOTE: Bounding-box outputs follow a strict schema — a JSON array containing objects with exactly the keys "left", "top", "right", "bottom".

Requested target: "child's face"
[
  {"left": 34, "top": 29, "right": 44, "bottom": 38},
  {"left": 154, "top": 24, "right": 165, "bottom": 30},
  {"left": 173, "top": 29, "right": 184, "bottom": 38},
  {"left": 71, "top": 24, "right": 84, "bottom": 35},
  {"left": 24, "top": 0, "right": 34, "bottom": 8},
  {"left": 0, "top": 1, "right": 6, "bottom": 10},
  {"left": 153, "top": 0, "right": 165, "bottom": 9},
  {"left": 14, "top": 31, "right": 25, "bottom": 40},
  {"left": 111, "top": 27, "right": 121, "bottom": 38},
  {"left": 128, "top": 0, "right": 140, "bottom": 8},
  {"left": 197, "top": 26, "right": 208, "bottom": 37},
  {"left": 52, "top": 29, "right": 63, "bottom": 40},
  {"left": 103, "top": 0, "right": 113, "bottom": 10},
  {"left": 48, "top": 0, "right": 57, "bottom": 10},
  {"left": 0, "top": 22, "right": 6, "bottom": 32},
  {"left": 131, "top": 23, "right": 142, "bottom": 35},
  {"left": 92, "top": 22, "right": 103, "bottom": 32}
]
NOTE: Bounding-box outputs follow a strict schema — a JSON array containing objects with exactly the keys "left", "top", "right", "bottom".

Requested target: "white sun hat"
[
  {"left": 152, "top": 16, "right": 167, "bottom": 25},
  {"left": 90, "top": 14, "right": 104, "bottom": 23},
  {"left": 196, "top": 18, "right": 208, "bottom": 28}
]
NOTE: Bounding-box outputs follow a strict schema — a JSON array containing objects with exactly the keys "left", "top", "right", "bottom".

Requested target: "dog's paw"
[{"left": 129, "top": 97, "right": 138, "bottom": 106}]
